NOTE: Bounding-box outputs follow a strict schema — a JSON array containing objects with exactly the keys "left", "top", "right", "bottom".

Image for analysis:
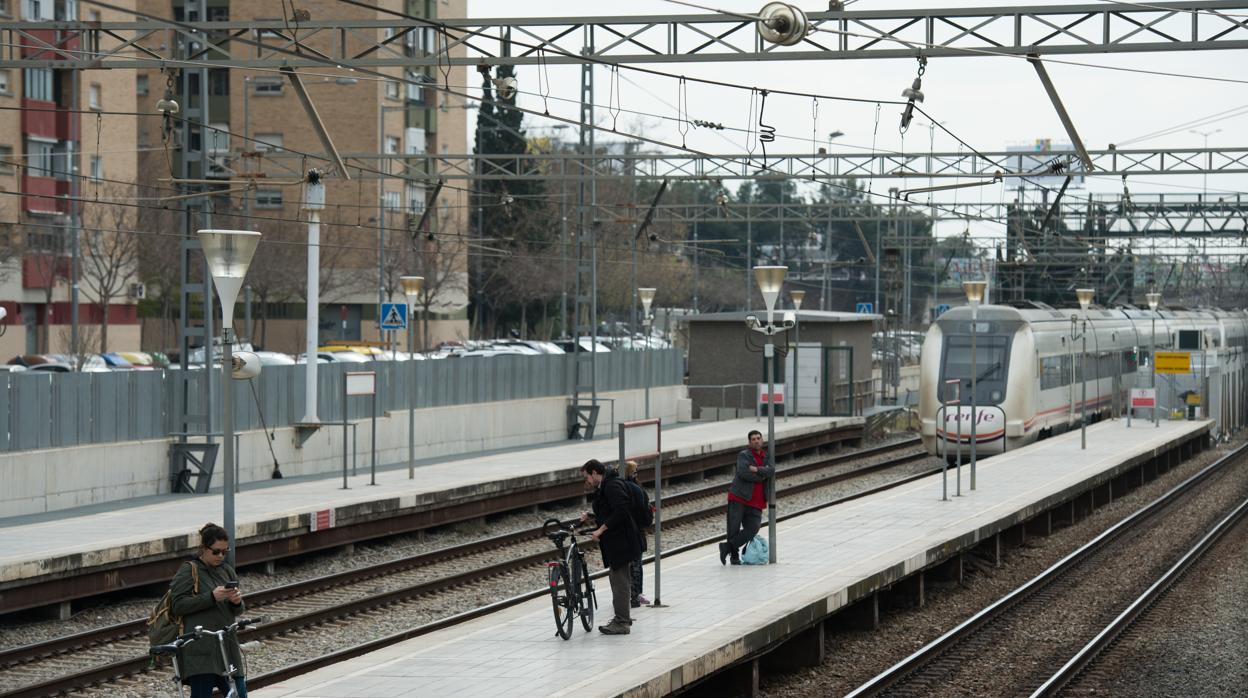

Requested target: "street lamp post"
[
  {"left": 401, "top": 275, "right": 424, "bottom": 479},
  {"left": 1075, "top": 288, "right": 1095, "bottom": 449},
  {"left": 1147, "top": 291, "right": 1161, "bottom": 427},
  {"left": 746, "top": 266, "right": 790, "bottom": 564},
  {"left": 962, "top": 280, "right": 986, "bottom": 490},
  {"left": 639, "top": 287, "right": 656, "bottom": 419},
  {"left": 198, "top": 229, "right": 261, "bottom": 567},
  {"left": 790, "top": 290, "right": 804, "bottom": 418},
  {"left": 301, "top": 171, "right": 325, "bottom": 424}
]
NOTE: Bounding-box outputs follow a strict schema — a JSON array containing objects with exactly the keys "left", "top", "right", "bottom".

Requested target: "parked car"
[
  {"left": 0, "top": 364, "right": 27, "bottom": 373},
  {"left": 325, "top": 351, "right": 371, "bottom": 363},
  {"left": 99, "top": 353, "right": 136, "bottom": 370},
  {"left": 28, "top": 362, "right": 75, "bottom": 373},
  {"left": 254, "top": 351, "right": 296, "bottom": 366}
]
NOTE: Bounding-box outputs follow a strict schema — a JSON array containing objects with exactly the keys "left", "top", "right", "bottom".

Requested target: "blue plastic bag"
[{"left": 741, "top": 535, "right": 769, "bottom": 565}]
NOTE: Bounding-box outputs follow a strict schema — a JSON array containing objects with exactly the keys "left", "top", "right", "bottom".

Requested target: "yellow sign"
[
  {"left": 1186, "top": 393, "right": 1202, "bottom": 406},
  {"left": 1154, "top": 351, "right": 1192, "bottom": 374}
]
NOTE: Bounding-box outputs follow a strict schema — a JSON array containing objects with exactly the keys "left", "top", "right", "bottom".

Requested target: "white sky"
[{"left": 462, "top": 0, "right": 1248, "bottom": 247}]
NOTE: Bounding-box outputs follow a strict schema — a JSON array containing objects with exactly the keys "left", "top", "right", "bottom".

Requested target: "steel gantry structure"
[{"left": 4, "top": 2, "right": 1248, "bottom": 69}]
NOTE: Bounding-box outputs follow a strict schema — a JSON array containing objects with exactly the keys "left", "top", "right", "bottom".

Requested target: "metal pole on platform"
[
  {"left": 1148, "top": 292, "right": 1161, "bottom": 427},
  {"left": 199, "top": 230, "right": 260, "bottom": 567},
  {"left": 639, "top": 288, "right": 656, "bottom": 419},
  {"left": 1076, "top": 289, "right": 1095, "bottom": 449},
  {"left": 401, "top": 276, "right": 424, "bottom": 478},
  {"left": 748, "top": 266, "right": 788, "bottom": 564},
  {"left": 791, "top": 290, "right": 804, "bottom": 418},
  {"left": 962, "top": 280, "right": 986, "bottom": 490},
  {"left": 302, "top": 173, "right": 325, "bottom": 424}
]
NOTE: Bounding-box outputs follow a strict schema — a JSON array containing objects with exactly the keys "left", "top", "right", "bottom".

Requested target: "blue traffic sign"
[
  {"left": 934, "top": 303, "right": 950, "bottom": 318},
  {"left": 855, "top": 302, "right": 874, "bottom": 314},
  {"left": 379, "top": 302, "right": 408, "bottom": 330}
]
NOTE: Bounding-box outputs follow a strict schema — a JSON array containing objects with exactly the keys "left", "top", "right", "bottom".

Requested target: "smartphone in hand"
[{"left": 224, "top": 581, "right": 240, "bottom": 589}]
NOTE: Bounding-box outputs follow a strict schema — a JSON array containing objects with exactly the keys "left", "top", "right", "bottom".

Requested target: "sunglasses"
[{"left": 207, "top": 547, "right": 228, "bottom": 556}]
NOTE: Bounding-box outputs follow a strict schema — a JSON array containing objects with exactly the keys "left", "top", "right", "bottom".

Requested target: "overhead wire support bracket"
[
  {"left": 409, "top": 180, "right": 445, "bottom": 243},
  {"left": 1028, "top": 54, "right": 1095, "bottom": 173},
  {"left": 281, "top": 67, "right": 351, "bottom": 180},
  {"left": 635, "top": 179, "right": 669, "bottom": 241}
]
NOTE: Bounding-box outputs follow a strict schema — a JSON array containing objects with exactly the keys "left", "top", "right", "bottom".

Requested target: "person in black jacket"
[{"left": 580, "top": 459, "right": 643, "bottom": 635}]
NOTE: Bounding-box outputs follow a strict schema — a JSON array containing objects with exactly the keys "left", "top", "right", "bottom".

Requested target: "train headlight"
[{"left": 990, "top": 390, "right": 1002, "bottom": 403}]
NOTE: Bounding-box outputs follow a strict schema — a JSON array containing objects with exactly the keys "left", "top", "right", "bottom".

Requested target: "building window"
[
  {"left": 24, "top": 68, "right": 53, "bottom": 101},
  {"left": 383, "top": 191, "right": 401, "bottom": 211},
  {"left": 406, "top": 71, "right": 424, "bottom": 103},
  {"left": 24, "top": 0, "right": 51, "bottom": 21},
  {"left": 253, "top": 79, "right": 283, "bottom": 95},
  {"left": 89, "top": 83, "right": 101, "bottom": 110},
  {"left": 384, "top": 136, "right": 400, "bottom": 155},
  {"left": 384, "top": 80, "right": 400, "bottom": 100},
  {"left": 208, "top": 69, "right": 229, "bottom": 96},
  {"left": 206, "top": 123, "right": 229, "bottom": 154},
  {"left": 25, "top": 138, "right": 55, "bottom": 177},
  {"left": 254, "top": 133, "right": 283, "bottom": 152},
  {"left": 0, "top": 145, "right": 13, "bottom": 174},
  {"left": 0, "top": 1, "right": 11, "bottom": 18},
  {"left": 406, "top": 184, "right": 426, "bottom": 214},
  {"left": 89, "top": 155, "right": 102, "bottom": 180},
  {"left": 53, "top": 0, "right": 74, "bottom": 20},
  {"left": 136, "top": 74, "right": 148, "bottom": 96},
  {"left": 0, "top": 70, "right": 10, "bottom": 95},
  {"left": 255, "top": 190, "right": 283, "bottom": 208}
]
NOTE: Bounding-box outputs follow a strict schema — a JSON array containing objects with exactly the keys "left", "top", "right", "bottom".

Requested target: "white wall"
[{"left": 0, "top": 386, "right": 687, "bottom": 517}]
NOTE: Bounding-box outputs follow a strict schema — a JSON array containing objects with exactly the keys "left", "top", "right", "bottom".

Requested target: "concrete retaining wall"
[{"left": 0, "top": 385, "right": 686, "bottom": 517}]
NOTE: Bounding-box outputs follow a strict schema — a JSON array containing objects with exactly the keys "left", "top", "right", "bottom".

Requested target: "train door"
[{"left": 823, "top": 346, "right": 854, "bottom": 416}]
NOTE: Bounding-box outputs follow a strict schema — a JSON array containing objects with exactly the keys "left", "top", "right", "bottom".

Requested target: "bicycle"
[
  {"left": 543, "top": 518, "right": 597, "bottom": 640},
  {"left": 150, "top": 616, "right": 262, "bottom": 698}
]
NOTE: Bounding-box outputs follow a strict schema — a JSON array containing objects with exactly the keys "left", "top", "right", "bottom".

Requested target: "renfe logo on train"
[{"left": 943, "top": 410, "right": 997, "bottom": 425}]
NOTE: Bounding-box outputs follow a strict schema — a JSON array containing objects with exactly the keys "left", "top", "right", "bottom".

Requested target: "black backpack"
[{"left": 624, "top": 478, "right": 654, "bottom": 529}]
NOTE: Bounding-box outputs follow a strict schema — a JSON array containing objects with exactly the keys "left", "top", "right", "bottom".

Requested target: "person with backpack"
[
  {"left": 721, "top": 430, "right": 775, "bottom": 566},
  {"left": 578, "top": 459, "right": 643, "bottom": 635},
  {"left": 169, "top": 523, "right": 249, "bottom": 697},
  {"left": 622, "top": 460, "right": 652, "bottom": 608}
]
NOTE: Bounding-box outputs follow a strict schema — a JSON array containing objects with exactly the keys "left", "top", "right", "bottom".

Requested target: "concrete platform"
[
  {"left": 0, "top": 416, "right": 857, "bottom": 605},
  {"left": 254, "top": 418, "right": 1211, "bottom": 698}
]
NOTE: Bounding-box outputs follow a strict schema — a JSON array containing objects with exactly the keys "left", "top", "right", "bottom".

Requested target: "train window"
[
  {"left": 939, "top": 334, "right": 1011, "bottom": 405},
  {"left": 1041, "top": 356, "right": 1064, "bottom": 390}
]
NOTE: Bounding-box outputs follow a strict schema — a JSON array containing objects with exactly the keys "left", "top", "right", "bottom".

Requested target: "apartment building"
[
  {"left": 134, "top": 0, "right": 470, "bottom": 354},
  {"left": 0, "top": 0, "right": 141, "bottom": 360}
]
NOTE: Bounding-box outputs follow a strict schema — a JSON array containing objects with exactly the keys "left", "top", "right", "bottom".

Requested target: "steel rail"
[
  {"left": 2, "top": 437, "right": 922, "bottom": 697},
  {"left": 1031, "top": 493, "right": 1248, "bottom": 697},
  {"left": 845, "top": 440, "right": 1246, "bottom": 697}
]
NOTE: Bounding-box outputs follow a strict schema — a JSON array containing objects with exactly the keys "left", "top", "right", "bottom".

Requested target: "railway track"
[
  {"left": 3, "top": 438, "right": 932, "bottom": 698},
  {"left": 845, "top": 441, "right": 1248, "bottom": 698}
]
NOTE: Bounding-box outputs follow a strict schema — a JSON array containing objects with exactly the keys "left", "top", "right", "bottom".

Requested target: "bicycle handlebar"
[{"left": 149, "top": 617, "right": 264, "bottom": 656}]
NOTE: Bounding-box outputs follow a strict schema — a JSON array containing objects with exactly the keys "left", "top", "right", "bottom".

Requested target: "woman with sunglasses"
[{"left": 170, "top": 522, "right": 249, "bottom": 697}]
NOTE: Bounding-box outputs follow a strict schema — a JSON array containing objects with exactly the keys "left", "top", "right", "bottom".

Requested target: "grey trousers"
[
  {"left": 608, "top": 565, "right": 632, "bottom": 623},
  {"left": 726, "top": 500, "right": 763, "bottom": 552}
]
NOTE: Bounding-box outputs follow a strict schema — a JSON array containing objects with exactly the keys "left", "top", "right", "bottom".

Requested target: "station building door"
[{"left": 823, "top": 345, "right": 855, "bottom": 416}]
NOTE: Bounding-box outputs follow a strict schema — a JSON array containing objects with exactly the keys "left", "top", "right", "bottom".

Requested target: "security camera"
[
  {"left": 231, "top": 351, "right": 262, "bottom": 380},
  {"left": 782, "top": 311, "right": 796, "bottom": 329}
]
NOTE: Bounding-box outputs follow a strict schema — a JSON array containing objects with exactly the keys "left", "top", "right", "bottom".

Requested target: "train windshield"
[{"left": 940, "top": 334, "right": 1011, "bottom": 405}]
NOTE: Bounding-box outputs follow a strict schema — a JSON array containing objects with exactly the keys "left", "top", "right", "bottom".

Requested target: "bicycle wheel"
[
  {"left": 574, "top": 554, "right": 595, "bottom": 632},
  {"left": 548, "top": 562, "right": 574, "bottom": 640}
]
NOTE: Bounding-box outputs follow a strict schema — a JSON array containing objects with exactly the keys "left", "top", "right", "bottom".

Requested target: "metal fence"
[{"left": 0, "top": 349, "right": 684, "bottom": 453}]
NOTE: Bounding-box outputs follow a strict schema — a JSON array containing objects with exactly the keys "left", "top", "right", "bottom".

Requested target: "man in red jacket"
[{"left": 720, "top": 430, "right": 774, "bottom": 565}]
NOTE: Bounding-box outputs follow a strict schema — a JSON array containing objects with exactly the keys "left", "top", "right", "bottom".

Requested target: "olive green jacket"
[{"left": 170, "top": 559, "right": 246, "bottom": 680}]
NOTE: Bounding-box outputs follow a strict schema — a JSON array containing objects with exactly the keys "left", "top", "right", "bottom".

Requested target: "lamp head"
[
  {"left": 744, "top": 314, "right": 760, "bottom": 330},
  {"left": 230, "top": 351, "right": 262, "bottom": 380},
  {"left": 400, "top": 275, "right": 425, "bottom": 299},
  {"left": 753, "top": 265, "right": 788, "bottom": 316},
  {"left": 197, "top": 230, "right": 261, "bottom": 330},
  {"left": 962, "top": 279, "right": 987, "bottom": 307},
  {"left": 1146, "top": 291, "right": 1161, "bottom": 311},
  {"left": 1076, "top": 288, "right": 1095, "bottom": 310},
  {"left": 790, "top": 289, "right": 805, "bottom": 311},
  {"left": 638, "top": 287, "right": 656, "bottom": 316}
]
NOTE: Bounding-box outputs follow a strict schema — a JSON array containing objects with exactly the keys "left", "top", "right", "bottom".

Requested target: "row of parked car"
[{"left": 4, "top": 335, "right": 675, "bottom": 373}]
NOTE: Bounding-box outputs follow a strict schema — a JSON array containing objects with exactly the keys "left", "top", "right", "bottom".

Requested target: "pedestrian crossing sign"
[{"left": 379, "top": 302, "right": 408, "bottom": 330}]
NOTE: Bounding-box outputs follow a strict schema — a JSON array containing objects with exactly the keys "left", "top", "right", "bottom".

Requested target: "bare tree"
[
  {"left": 133, "top": 193, "right": 185, "bottom": 351},
  {"left": 410, "top": 207, "right": 469, "bottom": 349},
  {"left": 80, "top": 185, "right": 141, "bottom": 352}
]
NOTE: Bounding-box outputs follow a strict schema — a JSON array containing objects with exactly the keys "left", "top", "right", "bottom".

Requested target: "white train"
[{"left": 918, "top": 301, "right": 1248, "bottom": 458}]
